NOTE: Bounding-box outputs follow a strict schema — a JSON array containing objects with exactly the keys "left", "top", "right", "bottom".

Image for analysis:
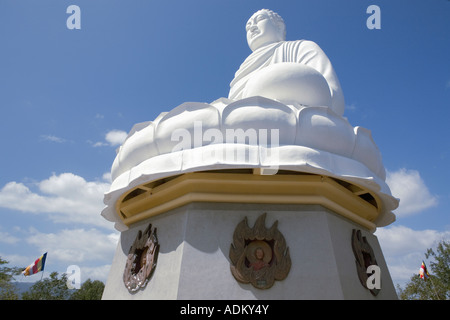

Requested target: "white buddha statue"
[
  {"left": 103, "top": 8, "right": 398, "bottom": 232},
  {"left": 229, "top": 9, "right": 346, "bottom": 116}
]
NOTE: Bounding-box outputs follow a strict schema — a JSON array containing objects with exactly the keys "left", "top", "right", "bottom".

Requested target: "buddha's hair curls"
[{"left": 249, "top": 9, "right": 286, "bottom": 39}]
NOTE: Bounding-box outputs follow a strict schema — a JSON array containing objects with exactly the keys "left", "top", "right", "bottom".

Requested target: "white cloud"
[
  {"left": 0, "top": 231, "right": 20, "bottom": 245},
  {"left": 0, "top": 173, "right": 112, "bottom": 229},
  {"left": 40, "top": 135, "right": 66, "bottom": 143},
  {"left": 345, "top": 103, "right": 357, "bottom": 111},
  {"left": 22, "top": 228, "right": 119, "bottom": 282},
  {"left": 0, "top": 172, "right": 119, "bottom": 282},
  {"left": 375, "top": 225, "right": 450, "bottom": 286},
  {"left": 105, "top": 130, "right": 128, "bottom": 146},
  {"left": 386, "top": 168, "right": 438, "bottom": 217},
  {"left": 102, "top": 172, "right": 112, "bottom": 183},
  {"left": 91, "top": 129, "right": 128, "bottom": 148},
  {"left": 0, "top": 253, "right": 32, "bottom": 267},
  {"left": 91, "top": 141, "right": 108, "bottom": 147},
  {"left": 80, "top": 264, "right": 113, "bottom": 283},
  {"left": 25, "top": 228, "right": 118, "bottom": 264}
]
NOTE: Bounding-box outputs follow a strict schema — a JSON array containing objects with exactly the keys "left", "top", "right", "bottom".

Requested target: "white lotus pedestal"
[{"left": 102, "top": 172, "right": 397, "bottom": 300}]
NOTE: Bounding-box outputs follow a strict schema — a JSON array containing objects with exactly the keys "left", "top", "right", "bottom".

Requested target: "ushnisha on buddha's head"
[{"left": 245, "top": 9, "right": 286, "bottom": 52}]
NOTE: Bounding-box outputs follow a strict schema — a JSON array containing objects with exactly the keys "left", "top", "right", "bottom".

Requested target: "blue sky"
[{"left": 0, "top": 0, "right": 449, "bottom": 290}]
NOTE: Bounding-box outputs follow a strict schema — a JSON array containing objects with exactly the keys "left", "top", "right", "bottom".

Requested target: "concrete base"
[{"left": 102, "top": 202, "right": 397, "bottom": 300}]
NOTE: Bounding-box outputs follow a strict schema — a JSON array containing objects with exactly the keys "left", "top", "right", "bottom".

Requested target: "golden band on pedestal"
[{"left": 115, "top": 170, "right": 380, "bottom": 231}]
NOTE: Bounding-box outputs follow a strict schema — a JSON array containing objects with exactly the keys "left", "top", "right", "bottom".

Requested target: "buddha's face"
[
  {"left": 246, "top": 10, "right": 284, "bottom": 51},
  {"left": 255, "top": 248, "right": 264, "bottom": 260}
]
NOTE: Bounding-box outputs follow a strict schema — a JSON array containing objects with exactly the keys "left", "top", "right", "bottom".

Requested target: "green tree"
[
  {"left": 398, "top": 240, "right": 449, "bottom": 300},
  {"left": 0, "top": 257, "right": 22, "bottom": 300},
  {"left": 22, "top": 271, "right": 72, "bottom": 300},
  {"left": 70, "top": 279, "right": 105, "bottom": 300},
  {"left": 426, "top": 239, "right": 450, "bottom": 296}
]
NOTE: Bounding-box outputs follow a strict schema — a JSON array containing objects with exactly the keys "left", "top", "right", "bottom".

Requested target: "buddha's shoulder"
[{"left": 283, "top": 39, "right": 320, "bottom": 48}]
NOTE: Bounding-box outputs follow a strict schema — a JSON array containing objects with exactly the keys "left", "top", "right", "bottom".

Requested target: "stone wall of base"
[{"left": 102, "top": 202, "right": 397, "bottom": 300}]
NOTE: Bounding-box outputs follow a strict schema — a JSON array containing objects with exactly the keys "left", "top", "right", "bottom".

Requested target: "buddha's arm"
[
  {"left": 243, "top": 62, "right": 332, "bottom": 107},
  {"left": 295, "top": 41, "right": 346, "bottom": 116}
]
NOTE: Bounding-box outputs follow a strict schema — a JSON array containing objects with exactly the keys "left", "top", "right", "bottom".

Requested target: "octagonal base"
[{"left": 102, "top": 201, "right": 397, "bottom": 300}]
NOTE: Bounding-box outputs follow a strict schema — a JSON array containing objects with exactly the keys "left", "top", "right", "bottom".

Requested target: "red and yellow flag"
[
  {"left": 419, "top": 261, "right": 430, "bottom": 280},
  {"left": 22, "top": 252, "right": 47, "bottom": 276}
]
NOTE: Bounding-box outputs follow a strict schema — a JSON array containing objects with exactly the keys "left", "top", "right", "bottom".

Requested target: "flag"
[
  {"left": 419, "top": 261, "right": 430, "bottom": 280},
  {"left": 22, "top": 252, "right": 47, "bottom": 276}
]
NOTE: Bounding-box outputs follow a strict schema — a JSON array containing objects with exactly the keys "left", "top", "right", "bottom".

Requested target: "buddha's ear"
[{"left": 277, "top": 21, "right": 286, "bottom": 41}]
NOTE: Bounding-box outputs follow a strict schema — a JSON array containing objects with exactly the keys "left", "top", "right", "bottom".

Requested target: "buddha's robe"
[{"left": 228, "top": 40, "right": 345, "bottom": 116}]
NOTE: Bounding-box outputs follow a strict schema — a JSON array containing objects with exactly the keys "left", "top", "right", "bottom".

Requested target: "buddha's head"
[
  {"left": 254, "top": 247, "right": 265, "bottom": 260},
  {"left": 246, "top": 9, "right": 286, "bottom": 52}
]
